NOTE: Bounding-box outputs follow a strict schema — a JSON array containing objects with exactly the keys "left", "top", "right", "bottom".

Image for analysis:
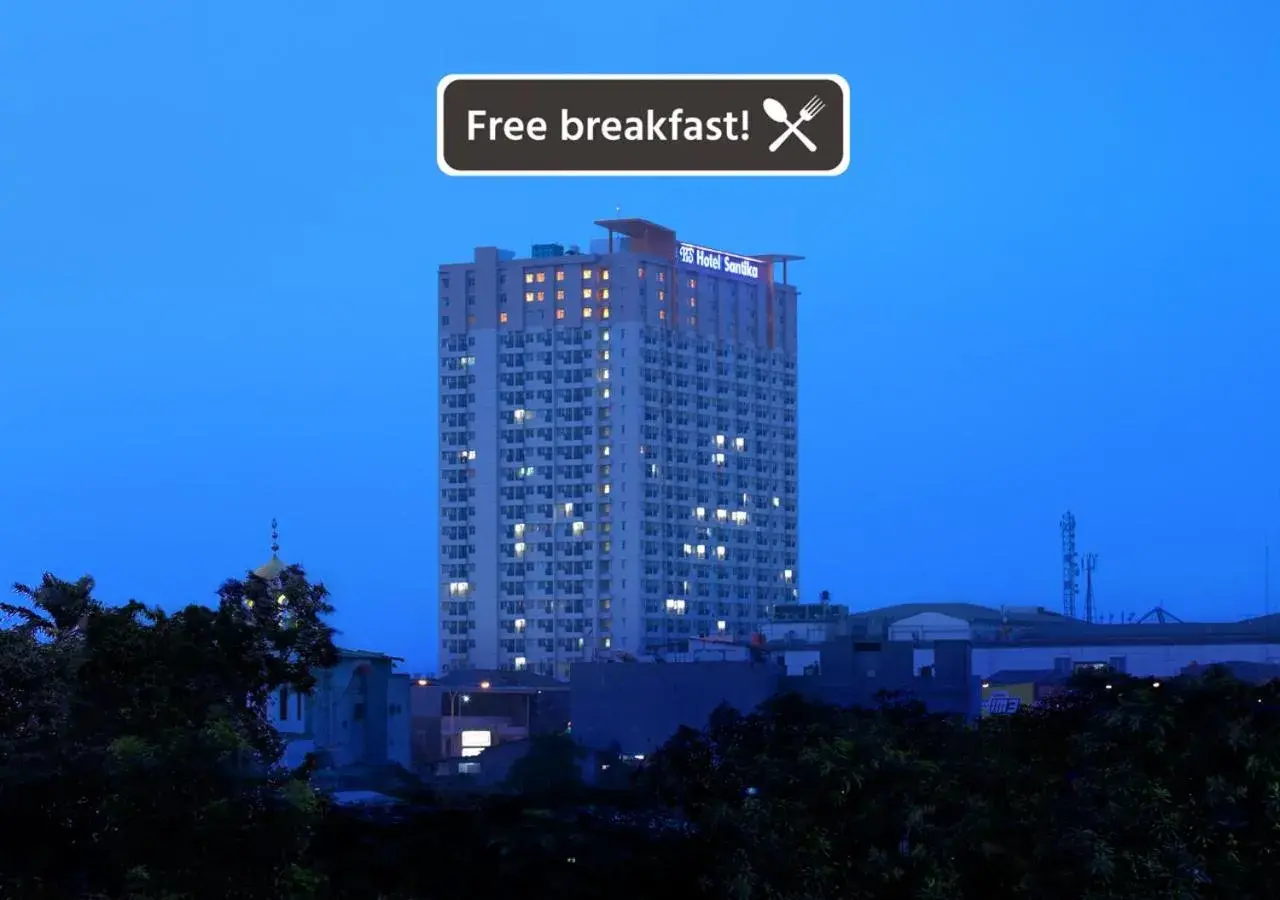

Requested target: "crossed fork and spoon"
[{"left": 762, "top": 95, "right": 826, "bottom": 153}]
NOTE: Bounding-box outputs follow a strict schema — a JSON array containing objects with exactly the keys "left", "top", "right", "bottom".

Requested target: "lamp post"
[
  {"left": 447, "top": 681, "right": 491, "bottom": 759},
  {"left": 447, "top": 692, "right": 470, "bottom": 757}
]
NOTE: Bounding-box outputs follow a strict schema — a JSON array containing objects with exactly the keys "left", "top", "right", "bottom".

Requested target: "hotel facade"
[{"left": 437, "top": 219, "right": 800, "bottom": 679}]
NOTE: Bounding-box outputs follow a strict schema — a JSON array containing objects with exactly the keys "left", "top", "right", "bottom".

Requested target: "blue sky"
[{"left": 2, "top": 2, "right": 1278, "bottom": 673}]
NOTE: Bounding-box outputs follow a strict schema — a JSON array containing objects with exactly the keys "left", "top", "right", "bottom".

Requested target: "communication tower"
[
  {"left": 1061, "top": 511, "right": 1080, "bottom": 619},
  {"left": 1082, "top": 553, "right": 1098, "bottom": 624}
]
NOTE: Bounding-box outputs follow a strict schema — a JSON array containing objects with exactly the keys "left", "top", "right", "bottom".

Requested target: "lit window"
[
  {"left": 583, "top": 288, "right": 593, "bottom": 299},
  {"left": 658, "top": 290, "right": 665, "bottom": 301},
  {"left": 514, "top": 656, "right": 527, "bottom": 670},
  {"left": 536, "top": 271, "right": 546, "bottom": 283},
  {"left": 637, "top": 266, "right": 645, "bottom": 278},
  {"left": 582, "top": 268, "right": 593, "bottom": 279},
  {"left": 583, "top": 307, "right": 593, "bottom": 318},
  {"left": 688, "top": 277, "right": 697, "bottom": 288},
  {"left": 689, "top": 296, "right": 696, "bottom": 307},
  {"left": 601, "top": 308, "right": 611, "bottom": 319},
  {"left": 657, "top": 271, "right": 665, "bottom": 282},
  {"left": 658, "top": 309, "right": 665, "bottom": 320},
  {"left": 601, "top": 269, "right": 610, "bottom": 281},
  {"left": 734, "top": 436, "right": 746, "bottom": 451},
  {"left": 536, "top": 290, "right": 544, "bottom": 301},
  {"left": 524, "top": 291, "right": 535, "bottom": 302},
  {"left": 556, "top": 308, "right": 566, "bottom": 320},
  {"left": 601, "top": 330, "right": 610, "bottom": 342},
  {"left": 689, "top": 316, "right": 697, "bottom": 326},
  {"left": 524, "top": 273, "right": 534, "bottom": 284},
  {"left": 601, "top": 288, "right": 610, "bottom": 300},
  {"left": 555, "top": 269, "right": 565, "bottom": 281},
  {"left": 556, "top": 289, "right": 565, "bottom": 300}
]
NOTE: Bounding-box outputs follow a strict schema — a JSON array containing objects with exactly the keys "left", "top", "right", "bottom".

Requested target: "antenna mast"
[
  {"left": 1061, "top": 511, "right": 1080, "bottom": 619},
  {"left": 1082, "top": 553, "right": 1098, "bottom": 624}
]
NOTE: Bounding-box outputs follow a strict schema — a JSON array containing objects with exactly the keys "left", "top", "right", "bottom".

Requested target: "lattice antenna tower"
[
  {"left": 1061, "top": 511, "right": 1080, "bottom": 619},
  {"left": 1082, "top": 552, "right": 1098, "bottom": 624}
]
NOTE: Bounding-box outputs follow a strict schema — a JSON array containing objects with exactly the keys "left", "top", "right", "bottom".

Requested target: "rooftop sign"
[{"left": 677, "top": 242, "right": 762, "bottom": 281}]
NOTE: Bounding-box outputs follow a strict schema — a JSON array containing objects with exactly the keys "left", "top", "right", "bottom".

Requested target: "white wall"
[
  {"left": 266, "top": 685, "right": 307, "bottom": 735},
  {"left": 888, "top": 612, "right": 972, "bottom": 642},
  {"left": 972, "top": 642, "right": 1280, "bottom": 679}
]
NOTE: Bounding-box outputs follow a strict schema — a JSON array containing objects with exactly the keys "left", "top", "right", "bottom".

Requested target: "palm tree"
[{"left": 0, "top": 574, "right": 100, "bottom": 640}]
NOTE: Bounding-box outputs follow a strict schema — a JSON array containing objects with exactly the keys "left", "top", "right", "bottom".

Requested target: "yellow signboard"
[{"left": 981, "top": 682, "right": 1037, "bottom": 717}]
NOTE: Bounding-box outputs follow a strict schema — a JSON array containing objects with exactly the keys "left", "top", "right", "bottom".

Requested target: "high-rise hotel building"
[{"left": 437, "top": 219, "right": 800, "bottom": 679}]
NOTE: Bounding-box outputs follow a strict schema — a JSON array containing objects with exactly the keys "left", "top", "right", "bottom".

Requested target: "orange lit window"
[
  {"left": 601, "top": 308, "right": 611, "bottom": 319},
  {"left": 536, "top": 291, "right": 544, "bottom": 301},
  {"left": 555, "top": 269, "right": 565, "bottom": 281},
  {"left": 500, "top": 312, "right": 509, "bottom": 323},
  {"left": 524, "top": 291, "right": 535, "bottom": 302},
  {"left": 583, "top": 288, "right": 593, "bottom": 299},
  {"left": 536, "top": 271, "right": 546, "bottom": 283},
  {"left": 583, "top": 307, "right": 593, "bottom": 318},
  {"left": 556, "top": 308, "right": 566, "bottom": 320},
  {"left": 658, "top": 309, "right": 666, "bottom": 320},
  {"left": 556, "top": 289, "right": 565, "bottom": 300},
  {"left": 524, "top": 273, "right": 534, "bottom": 284}
]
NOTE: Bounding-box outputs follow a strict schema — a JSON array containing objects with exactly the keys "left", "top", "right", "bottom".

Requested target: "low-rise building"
[
  {"left": 410, "top": 668, "right": 570, "bottom": 775},
  {"left": 267, "top": 648, "right": 412, "bottom": 772}
]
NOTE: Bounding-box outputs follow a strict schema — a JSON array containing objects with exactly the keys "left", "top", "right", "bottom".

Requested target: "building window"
[
  {"left": 500, "top": 312, "right": 509, "bottom": 323},
  {"left": 524, "top": 272, "right": 534, "bottom": 284},
  {"left": 583, "top": 307, "right": 593, "bottom": 318},
  {"left": 556, "top": 289, "right": 565, "bottom": 300},
  {"left": 353, "top": 703, "right": 366, "bottom": 721},
  {"left": 555, "top": 269, "right": 565, "bottom": 281},
  {"left": 536, "top": 291, "right": 544, "bottom": 301},
  {"left": 524, "top": 291, "right": 535, "bottom": 302},
  {"left": 658, "top": 310, "right": 666, "bottom": 320},
  {"left": 583, "top": 288, "right": 593, "bottom": 299},
  {"left": 582, "top": 268, "right": 593, "bottom": 280},
  {"left": 556, "top": 309, "right": 566, "bottom": 320},
  {"left": 536, "top": 271, "right": 546, "bottom": 283},
  {"left": 601, "top": 269, "right": 610, "bottom": 281}
]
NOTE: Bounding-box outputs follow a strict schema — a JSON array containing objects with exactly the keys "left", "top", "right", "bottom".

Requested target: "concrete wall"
[
  {"left": 972, "top": 641, "right": 1280, "bottom": 679},
  {"left": 570, "top": 660, "right": 783, "bottom": 755},
  {"left": 386, "top": 674, "right": 412, "bottom": 769}
]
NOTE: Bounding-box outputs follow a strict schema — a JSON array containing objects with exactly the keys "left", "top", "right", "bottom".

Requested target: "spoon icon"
[{"left": 762, "top": 98, "right": 818, "bottom": 153}]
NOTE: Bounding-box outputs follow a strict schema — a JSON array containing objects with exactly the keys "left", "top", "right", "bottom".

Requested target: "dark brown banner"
[{"left": 436, "top": 75, "right": 849, "bottom": 176}]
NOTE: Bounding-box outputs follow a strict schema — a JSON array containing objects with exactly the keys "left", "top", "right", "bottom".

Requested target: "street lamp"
[{"left": 448, "top": 691, "right": 471, "bottom": 757}]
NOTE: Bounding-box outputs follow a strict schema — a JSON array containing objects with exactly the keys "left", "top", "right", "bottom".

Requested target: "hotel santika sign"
[{"left": 677, "top": 241, "right": 762, "bottom": 280}]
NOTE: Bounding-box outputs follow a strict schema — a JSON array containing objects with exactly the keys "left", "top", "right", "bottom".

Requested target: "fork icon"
[{"left": 764, "top": 95, "right": 826, "bottom": 153}]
